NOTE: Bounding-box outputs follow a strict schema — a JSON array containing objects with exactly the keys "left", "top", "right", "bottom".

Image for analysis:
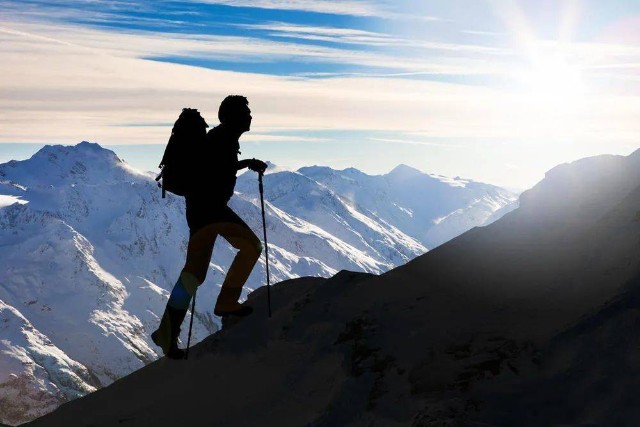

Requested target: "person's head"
[{"left": 218, "top": 95, "right": 251, "bottom": 133}]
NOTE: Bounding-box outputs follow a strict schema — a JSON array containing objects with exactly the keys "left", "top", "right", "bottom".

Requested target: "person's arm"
[
  {"left": 236, "top": 159, "right": 251, "bottom": 170},
  {"left": 237, "top": 158, "right": 268, "bottom": 173}
]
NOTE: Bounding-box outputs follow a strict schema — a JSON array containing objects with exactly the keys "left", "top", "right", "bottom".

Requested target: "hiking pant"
[{"left": 181, "top": 209, "right": 262, "bottom": 310}]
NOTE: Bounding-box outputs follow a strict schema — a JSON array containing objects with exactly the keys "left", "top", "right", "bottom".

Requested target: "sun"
[
  {"left": 518, "top": 56, "right": 587, "bottom": 113},
  {"left": 505, "top": 52, "right": 591, "bottom": 142}
]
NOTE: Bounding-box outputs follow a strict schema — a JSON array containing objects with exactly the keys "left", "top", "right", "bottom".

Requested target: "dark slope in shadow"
[
  {"left": 472, "top": 182, "right": 640, "bottom": 425},
  {"left": 472, "top": 270, "right": 640, "bottom": 427},
  {"left": 28, "top": 149, "right": 640, "bottom": 426}
]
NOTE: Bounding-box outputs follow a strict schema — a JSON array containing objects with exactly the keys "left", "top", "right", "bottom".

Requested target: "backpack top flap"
[
  {"left": 157, "top": 108, "right": 209, "bottom": 197},
  {"left": 160, "top": 108, "right": 209, "bottom": 168}
]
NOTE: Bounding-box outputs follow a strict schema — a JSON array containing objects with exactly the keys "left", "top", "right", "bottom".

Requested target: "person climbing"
[{"left": 152, "top": 95, "right": 268, "bottom": 359}]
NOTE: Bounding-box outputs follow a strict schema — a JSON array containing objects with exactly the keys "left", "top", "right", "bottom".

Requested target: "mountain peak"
[
  {"left": 0, "top": 142, "right": 130, "bottom": 188},
  {"left": 388, "top": 164, "right": 422, "bottom": 177},
  {"left": 263, "top": 161, "right": 289, "bottom": 175},
  {"left": 341, "top": 166, "right": 364, "bottom": 175},
  {"left": 34, "top": 141, "right": 120, "bottom": 163},
  {"left": 297, "top": 165, "right": 334, "bottom": 174}
]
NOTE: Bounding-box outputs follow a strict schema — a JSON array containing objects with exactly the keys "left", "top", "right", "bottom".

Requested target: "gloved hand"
[{"left": 248, "top": 159, "right": 268, "bottom": 173}]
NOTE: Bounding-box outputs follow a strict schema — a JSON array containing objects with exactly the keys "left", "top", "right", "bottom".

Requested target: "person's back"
[{"left": 186, "top": 124, "right": 241, "bottom": 232}]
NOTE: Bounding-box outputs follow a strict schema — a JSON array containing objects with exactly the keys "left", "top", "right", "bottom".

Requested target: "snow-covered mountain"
[
  {"left": 0, "top": 142, "right": 514, "bottom": 425},
  {"left": 25, "top": 147, "right": 640, "bottom": 426},
  {"left": 293, "top": 164, "right": 515, "bottom": 249}
]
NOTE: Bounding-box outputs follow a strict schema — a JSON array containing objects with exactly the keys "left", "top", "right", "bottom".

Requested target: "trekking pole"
[
  {"left": 258, "top": 172, "right": 272, "bottom": 318},
  {"left": 185, "top": 289, "right": 197, "bottom": 360}
]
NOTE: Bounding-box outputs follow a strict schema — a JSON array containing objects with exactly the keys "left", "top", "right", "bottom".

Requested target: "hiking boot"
[
  {"left": 151, "top": 305, "right": 188, "bottom": 360},
  {"left": 214, "top": 286, "right": 253, "bottom": 317},
  {"left": 151, "top": 330, "right": 186, "bottom": 360},
  {"left": 214, "top": 305, "right": 254, "bottom": 317}
]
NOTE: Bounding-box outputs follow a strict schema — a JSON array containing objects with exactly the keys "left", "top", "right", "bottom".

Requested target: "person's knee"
[
  {"left": 232, "top": 234, "right": 262, "bottom": 258},
  {"left": 182, "top": 265, "right": 207, "bottom": 284},
  {"left": 245, "top": 239, "right": 262, "bottom": 262},
  {"left": 181, "top": 270, "right": 204, "bottom": 291},
  {"left": 194, "top": 270, "right": 207, "bottom": 284}
]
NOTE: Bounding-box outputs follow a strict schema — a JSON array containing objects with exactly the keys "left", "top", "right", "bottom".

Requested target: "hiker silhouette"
[{"left": 152, "top": 95, "right": 268, "bottom": 359}]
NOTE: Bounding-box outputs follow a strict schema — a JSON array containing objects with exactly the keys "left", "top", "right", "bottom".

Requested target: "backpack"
[{"left": 155, "top": 108, "right": 208, "bottom": 198}]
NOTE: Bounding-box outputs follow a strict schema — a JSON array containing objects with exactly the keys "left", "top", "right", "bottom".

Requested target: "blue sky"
[{"left": 1, "top": 0, "right": 640, "bottom": 189}]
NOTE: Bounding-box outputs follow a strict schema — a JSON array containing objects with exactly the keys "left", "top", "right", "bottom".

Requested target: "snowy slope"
[
  {"left": 25, "top": 147, "right": 640, "bottom": 426},
  {"left": 0, "top": 301, "right": 96, "bottom": 427},
  {"left": 296, "top": 164, "right": 517, "bottom": 248},
  {"left": 0, "top": 142, "right": 513, "bottom": 425},
  {"left": 236, "top": 170, "right": 426, "bottom": 268}
]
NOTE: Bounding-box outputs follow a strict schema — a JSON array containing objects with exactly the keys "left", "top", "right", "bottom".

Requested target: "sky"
[{"left": 1, "top": 0, "right": 640, "bottom": 190}]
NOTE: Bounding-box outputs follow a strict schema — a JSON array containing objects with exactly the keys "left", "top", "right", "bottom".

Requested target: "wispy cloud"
[
  {"left": 0, "top": 1, "right": 161, "bottom": 22},
  {"left": 237, "top": 22, "right": 404, "bottom": 46},
  {"left": 368, "top": 137, "right": 465, "bottom": 148},
  {"left": 461, "top": 29, "right": 506, "bottom": 37},
  {"left": 243, "top": 134, "right": 329, "bottom": 143},
  {"left": 0, "top": 20, "right": 512, "bottom": 77},
  {"left": 238, "top": 22, "right": 509, "bottom": 55},
  {"left": 183, "top": 0, "right": 392, "bottom": 17}
]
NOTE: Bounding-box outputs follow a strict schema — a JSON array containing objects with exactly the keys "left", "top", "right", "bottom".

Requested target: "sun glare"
[
  {"left": 505, "top": 52, "right": 592, "bottom": 142},
  {"left": 518, "top": 57, "right": 587, "bottom": 112}
]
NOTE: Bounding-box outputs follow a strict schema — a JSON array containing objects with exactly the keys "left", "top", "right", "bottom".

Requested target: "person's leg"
[
  {"left": 152, "top": 227, "right": 217, "bottom": 358},
  {"left": 213, "top": 211, "right": 262, "bottom": 316}
]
